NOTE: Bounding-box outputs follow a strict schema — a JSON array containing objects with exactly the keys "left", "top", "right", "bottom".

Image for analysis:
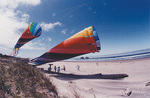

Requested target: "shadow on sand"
[{"left": 43, "top": 70, "right": 128, "bottom": 80}]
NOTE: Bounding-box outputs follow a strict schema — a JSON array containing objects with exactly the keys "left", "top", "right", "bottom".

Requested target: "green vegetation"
[{"left": 0, "top": 54, "right": 58, "bottom": 98}]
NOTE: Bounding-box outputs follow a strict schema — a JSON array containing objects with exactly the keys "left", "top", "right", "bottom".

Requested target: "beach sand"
[{"left": 37, "top": 57, "right": 150, "bottom": 98}]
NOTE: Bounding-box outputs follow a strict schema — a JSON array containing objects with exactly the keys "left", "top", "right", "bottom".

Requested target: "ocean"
[{"left": 66, "top": 49, "right": 150, "bottom": 61}]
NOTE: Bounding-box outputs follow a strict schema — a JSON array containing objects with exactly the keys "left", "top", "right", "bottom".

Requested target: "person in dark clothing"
[
  {"left": 54, "top": 65, "right": 57, "bottom": 72},
  {"left": 63, "top": 65, "right": 66, "bottom": 71},
  {"left": 48, "top": 64, "right": 53, "bottom": 73}
]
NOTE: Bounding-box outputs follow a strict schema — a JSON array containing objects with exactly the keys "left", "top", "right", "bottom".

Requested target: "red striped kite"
[
  {"left": 30, "top": 26, "right": 101, "bottom": 65},
  {"left": 10, "top": 22, "right": 42, "bottom": 56}
]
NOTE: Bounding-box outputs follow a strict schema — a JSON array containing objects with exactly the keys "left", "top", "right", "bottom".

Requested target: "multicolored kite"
[
  {"left": 10, "top": 22, "right": 42, "bottom": 56},
  {"left": 30, "top": 26, "right": 101, "bottom": 65}
]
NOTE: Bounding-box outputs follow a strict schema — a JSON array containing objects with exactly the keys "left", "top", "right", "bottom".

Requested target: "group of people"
[
  {"left": 48, "top": 64, "right": 80, "bottom": 74},
  {"left": 48, "top": 64, "right": 66, "bottom": 74}
]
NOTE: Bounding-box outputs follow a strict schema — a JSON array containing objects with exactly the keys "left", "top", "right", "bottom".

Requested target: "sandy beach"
[{"left": 37, "top": 57, "right": 150, "bottom": 98}]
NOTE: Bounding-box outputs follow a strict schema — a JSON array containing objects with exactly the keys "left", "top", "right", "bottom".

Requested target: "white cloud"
[
  {"left": 0, "top": 46, "right": 12, "bottom": 55},
  {"left": 61, "top": 29, "right": 67, "bottom": 34},
  {"left": 40, "top": 22, "right": 62, "bottom": 31},
  {"left": 0, "top": 0, "right": 18, "bottom": 9},
  {"left": 22, "top": 41, "right": 46, "bottom": 50},
  {"left": 0, "top": 0, "right": 42, "bottom": 55},
  {"left": 0, "top": 0, "right": 41, "bottom": 9},
  {"left": 18, "top": 0, "right": 41, "bottom": 6},
  {"left": 38, "top": 38, "right": 45, "bottom": 42},
  {"left": 0, "top": 8, "right": 28, "bottom": 48},
  {"left": 21, "top": 13, "right": 30, "bottom": 22},
  {"left": 48, "top": 37, "right": 52, "bottom": 42}
]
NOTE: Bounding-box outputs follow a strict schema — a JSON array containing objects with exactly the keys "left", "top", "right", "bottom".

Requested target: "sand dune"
[{"left": 38, "top": 57, "right": 150, "bottom": 98}]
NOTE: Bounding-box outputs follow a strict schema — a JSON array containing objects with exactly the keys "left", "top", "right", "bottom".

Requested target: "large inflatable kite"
[
  {"left": 30, "top": 26, "right": 101, "bottom": 65},
  {"left": 10, "top": 22, "right": 42, "bottom": 56}
]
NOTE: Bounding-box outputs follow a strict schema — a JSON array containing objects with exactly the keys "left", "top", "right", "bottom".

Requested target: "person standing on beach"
[
  {"left": 63, "top": 65, "right": 66, "bottom": 71},
  {"left": 57, "top": 66, "right": 60, "bottom": 75},
  {"left": 54, "top": 65, "right": 57, "bottom": 72},
  {"left": 76, "top": 65, "right": 80, "bottom": 71},
  {"left": 96, "top": 63, "right": 98, "bottom": 65},
  {"left": 48, "top": 64, "right": 53, "bottom": 73}
]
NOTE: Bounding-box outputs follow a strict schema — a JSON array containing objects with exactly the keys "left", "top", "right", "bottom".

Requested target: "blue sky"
[{"left": 0, "top": 0, "right": 149, "bottom": 58}]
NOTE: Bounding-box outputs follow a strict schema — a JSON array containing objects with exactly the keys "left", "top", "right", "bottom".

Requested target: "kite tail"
[{"left": 9, "top": 48, "right": 19, "bottom": 56}]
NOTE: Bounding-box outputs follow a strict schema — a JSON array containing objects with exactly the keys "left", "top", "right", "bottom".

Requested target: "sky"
[{"left": 0, "top": 0, "right": 149, "bottom": 58}]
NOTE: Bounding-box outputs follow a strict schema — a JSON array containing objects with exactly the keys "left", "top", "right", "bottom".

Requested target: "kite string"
[{"left": 57, "top": 3, "right": 87, "bottom": 20}]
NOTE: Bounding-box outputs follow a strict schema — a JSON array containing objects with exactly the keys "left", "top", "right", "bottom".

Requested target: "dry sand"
[{"left": 37, "top": 57, "right": 150, "bottom": 98}]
